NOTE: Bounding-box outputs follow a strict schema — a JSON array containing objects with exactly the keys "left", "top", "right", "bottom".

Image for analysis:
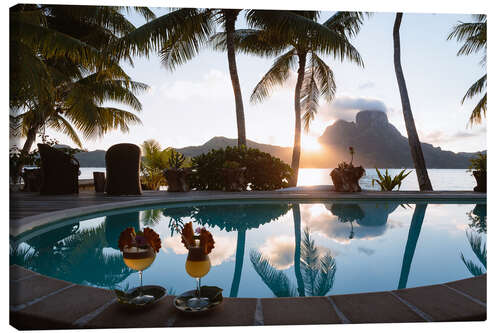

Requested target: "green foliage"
[
  {"left": 468, "top": 152, "right": 486, "bottom": 173},
  {"left": 190, "top": 146, "right": 293, "bottom": 191},
  {"left": 167, "top": 150, "right": 187, "bottom": 169},
  {"left": 140, "top": 140, "right": 190, "bottom": 190},
  {"left": 371, "top": 168, "right": 412, "bottom": 191}
]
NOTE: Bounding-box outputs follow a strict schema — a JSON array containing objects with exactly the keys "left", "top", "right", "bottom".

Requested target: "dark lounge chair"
[
  {"left": 37, "top": 144, "right": 80, "bottom": 195},
  {"left": 105, "top": 143, "right": 142, "bottom": 195}
]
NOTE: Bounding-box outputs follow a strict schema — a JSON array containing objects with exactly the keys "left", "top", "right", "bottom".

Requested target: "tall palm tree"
[
  {"left": 10, "top": 5, "right": 152, "bottom": 156},
  {"left": 116, "top": 9, "right": 248, "bottom": 146},
  {"left": 234, "top": 11, "right": 366, "bottom": 186},
  {"left": 398, "top": 204, "right": 427, "bottom": 289},
  {"left": 250, "top": 228, "right": 336, "bottom": 297},
  {"left": 447, "top": 14, "right": 487, "bottom": 125},
  {"left": 393, "top": 13, "right": 433, "bottom": 191}
]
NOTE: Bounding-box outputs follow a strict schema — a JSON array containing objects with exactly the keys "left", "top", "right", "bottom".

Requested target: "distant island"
[{"left": 73, "top": 110, "right": 484, "bottom": 168}]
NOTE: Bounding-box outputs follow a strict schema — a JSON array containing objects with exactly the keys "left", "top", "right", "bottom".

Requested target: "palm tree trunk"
[
  {"left": 292, "top": 204, "right": 305, "bottom": 296},
  {"left": 290, "top": 52, "right": 307, "bottom": 186},
  {"left": 15, "top": 125, "right": 39, "bottom": 182},
  {"left": 393, "top": 13, "right": 433, "bottom": 191},
  {"left": 398, "top": 204, "right": 427, "bottom": 289},
  {"left": 230, "top": 229, "right": 246, "bottom": 297},
  {"left": 224, "top": 10, "right": 246, "bottom": 147}
]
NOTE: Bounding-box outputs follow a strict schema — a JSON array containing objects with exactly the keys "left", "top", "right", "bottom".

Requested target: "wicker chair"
[
  {"left": 105, "top": 143, "right": 142, "bottom": 195},
  {"left": 37, "top": 144, "right": 80, "bottom": 195}
]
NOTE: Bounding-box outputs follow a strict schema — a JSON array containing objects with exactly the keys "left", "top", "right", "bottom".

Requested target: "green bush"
[
  {"left": 468, "top": 153, "right": 486, "bottom": 173},
  {"left": 189, "top": 146, "right": 293, "bottom": 191}
]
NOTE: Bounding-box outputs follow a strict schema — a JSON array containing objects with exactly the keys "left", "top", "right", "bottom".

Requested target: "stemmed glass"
[
  {"left": 185, "top": 239, "right": 211, "bottom": 309},
  {"left": 122, "top": 245, "right": 156, "bottom": 304}
]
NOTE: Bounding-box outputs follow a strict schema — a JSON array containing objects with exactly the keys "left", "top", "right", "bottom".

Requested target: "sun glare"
[{"left": 302, "top": 136, "right": 322, "bottom": 151}]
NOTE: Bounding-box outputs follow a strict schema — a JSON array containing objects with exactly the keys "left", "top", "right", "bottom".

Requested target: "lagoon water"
[{"left": 79, "top": 167, "right": 476, "bottom": 191}]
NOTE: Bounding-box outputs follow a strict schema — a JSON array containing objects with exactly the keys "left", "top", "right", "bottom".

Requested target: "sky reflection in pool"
[{"left": 10, "top": 200, "right": 486, "bottom": 298}]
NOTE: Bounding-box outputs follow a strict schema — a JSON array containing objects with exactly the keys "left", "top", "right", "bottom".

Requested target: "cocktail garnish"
[
  {"left": 181, "top": 222, "right": 196, "bottom": 249},
  {"left": 118, "top": 227, "right": 161, "bottom": 252},
  {"left": 199, "top": 228, "right": 215, "bottom": 255}
]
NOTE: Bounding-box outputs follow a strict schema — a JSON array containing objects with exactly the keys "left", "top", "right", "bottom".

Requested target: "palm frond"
[
  {"left": 462, "top": 74, "right": 487, "bottom": 104},
  {"left": 300, "top": 228, "right": 319, "bottom": 296},
  {"left": 460, "top": 253, "right": 485, "bottom": 276},
  {"left": 466, "top": 231, "right": 486, "bottom": 268},
  {"left": 323, "top": 11, "right": 371, "bottom": 38},
  {"left": 313, "top": 252, "right": 336, "bottom": 296},
  {"left": 250, "top": 249, "right": 296, "bottom": 297},
  {"left": 468, "top": 93, "right": 487, "bottom": 126},
  {"left": 250, "top": 48, "right": 296, "bottom": 104},
  {"left": 46, "top": 114, "right": 83, "bottom": 148},
  {"left": 211, "top": 28, "right": 290, "bottom": 57}
]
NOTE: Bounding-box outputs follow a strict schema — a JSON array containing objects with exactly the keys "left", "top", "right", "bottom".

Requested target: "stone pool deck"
[
  {"left": 10, "top": 265, "right": 486, "bottom": 329},
  {"left": 9, "top": 190, "right": 487, "bottom": 328}
]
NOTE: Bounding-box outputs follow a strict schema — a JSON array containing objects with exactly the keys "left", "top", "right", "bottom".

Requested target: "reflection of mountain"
[
  {"left": 324, "top": 202, "right": 399, "bottom": 240},
  {"left": 191, "top": 203, "right": 291, "bottom": 231}
]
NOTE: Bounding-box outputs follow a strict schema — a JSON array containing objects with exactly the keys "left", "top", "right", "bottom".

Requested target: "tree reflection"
[
  {"left": 398, "top": 204, "right": 427, "bottom": 289},
  {"left": 105, "top": 212, "right": 140, "bottom": 250},
  {"left": 460, "top": 204, "right": 487, "bottom": 276},
  {"left": 12, "top": 222, "right": 133, "bottom": 289},
  {"left": 191, "top": 203, "right": 291, "bottom": 297},
  {"left": 467, "top": 204, "right": 487, "bottom": 234},
  {"left": 162, "top": 206, "right": 194, "bottom": 236}
]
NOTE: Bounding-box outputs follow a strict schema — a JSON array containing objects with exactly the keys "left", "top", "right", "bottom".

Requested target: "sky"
[{"left": 32, "top": 7, "right": 487, "bottom": 153}]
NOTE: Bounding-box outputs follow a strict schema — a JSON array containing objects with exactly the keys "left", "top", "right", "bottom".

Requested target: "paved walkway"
[{"left": 10, "top": 265, "right": 486, "bottom": 329}]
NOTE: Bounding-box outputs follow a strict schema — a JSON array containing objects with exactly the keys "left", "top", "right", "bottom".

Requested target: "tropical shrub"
[
  {"left": 189, "top": 146, "right": 293, "bottom": 191},
  {"left": 140, "top": 140, "right": 190, "bottom": 190},
  {"left": 371, "top": 168, "right": 412, "bottom": 191},
  {"left": 468, "top": 153, "right": 486, "bottom": 173}
]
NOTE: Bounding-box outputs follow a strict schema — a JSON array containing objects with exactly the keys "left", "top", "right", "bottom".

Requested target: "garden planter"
[
  {"left": 473, "top": 171, "right": 486, "bottom": 192},
  {"left": 330, "top": 166, "right": 365, "bottom": 192},
  {"left": 222, "top": 167, "right": 247, "bottom": 191},
  {"left": 163, "top": 168, "right": 192, "bottom": 192}
]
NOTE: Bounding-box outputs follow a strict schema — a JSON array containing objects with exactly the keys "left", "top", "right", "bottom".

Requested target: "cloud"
[
  {"left": 317, "top": 95, "right": 389, "bottom": 123},
  {"left": 258, "top": 235, "right": 295, "bottom": 270},
  {"left": 357, "top": 247, "right": 375, "bottom": 256},
  {"left": 358, "top": 81, "right": 376, "bottom": 90},
  {"left": 419, "top": 127, "right": 486, "bottom": 145},
  {"left": 159, "top": 69, "right": 230, "bottom": 102}
]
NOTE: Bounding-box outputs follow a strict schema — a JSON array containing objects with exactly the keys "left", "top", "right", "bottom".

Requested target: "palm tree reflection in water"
[
  {"left": 251, "top": 227, "right": 336, "bottom": 297},
  {"left": 460, "top": 204, "right": 487, "bottom": 276}
]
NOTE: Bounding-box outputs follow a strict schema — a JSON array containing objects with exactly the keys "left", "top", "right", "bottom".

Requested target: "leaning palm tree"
[
  {"left": 447, "top": 14, "right": 487, "bottom": 125},
  {"left": 393, "top": 13, "right": 433, "bottom": 191},
  {"left": 10, "top": 5, "right": 152, "bottom": 156},
  {"left": 230, "top": 11, "right": 366, "bottom": 186},
  {"left": 250, "top": 228, "right": 336, "bottom": 297}
]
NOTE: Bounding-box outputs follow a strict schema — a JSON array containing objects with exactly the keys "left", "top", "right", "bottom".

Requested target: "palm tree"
[
  {"left": 10, "top": 5, "right": 152, "bottom": 156},
  {"left": 460, "top": 231, "right": 486, "bottom": 276},
  {"left": 235, "top": 11, "right": 366, "bottom": 186},
  {"left": 398, "top": 204, "right": 427, "bottom": 289},
  {"left": 393, "top": 13, "right": 433, "bottom": 191},
  {"left": 115, "top": 9, "right": 247, "bottom": 146},
  {"left": 447, "top": 14, "right": 487, "bottom": 125},
  {"left": 250, "top": 228, "right": 336, "bottom": 297}
]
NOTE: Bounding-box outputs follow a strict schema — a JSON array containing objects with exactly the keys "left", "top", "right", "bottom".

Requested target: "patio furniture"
[
  {"left": 105, "top": 143, "right": 142, "bottom": 195},
  {"left": 37, "top": 144, "right": 79, "bottom": 195},
  {"left": 93, "top": 172, "right": 106, "bottom": 193}
]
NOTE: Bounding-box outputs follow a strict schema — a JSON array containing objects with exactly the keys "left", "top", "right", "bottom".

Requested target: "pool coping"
[
  {"left": 9, "top": 190, "right": 486, "bottom": 237},
  {"left": 9, "top": 265, "right": 486, "bottom": 328}
]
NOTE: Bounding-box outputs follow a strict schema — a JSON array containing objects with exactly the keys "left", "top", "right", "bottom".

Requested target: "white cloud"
[
  {"left": 316, "top": 95, "right": 389, "bottom": 124},
  {"left": 159, "top": 69, "right": 231, "bottom": 102},
  {"left": 258, "top": 235, "right": 295, "bottom": 270}
]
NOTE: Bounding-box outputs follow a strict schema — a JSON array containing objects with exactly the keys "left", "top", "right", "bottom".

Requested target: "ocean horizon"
[{"left": 78, "top": 167, "right": 477, "bottom": 191}]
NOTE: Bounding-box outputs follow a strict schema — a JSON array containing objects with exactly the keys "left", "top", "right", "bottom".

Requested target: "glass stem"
[
  {"left": 196, "top": 277, "right": 201, "bottom": 298},
  {"left": 139, "top": 270, "right": 144, "bottom": 296}
]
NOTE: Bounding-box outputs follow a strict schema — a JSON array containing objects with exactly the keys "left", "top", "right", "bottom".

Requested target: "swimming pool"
[{"left": 10, "top": 199, "right": 486, "bottom": 298}]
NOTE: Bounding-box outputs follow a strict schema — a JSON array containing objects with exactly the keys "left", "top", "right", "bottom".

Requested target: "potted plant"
[
  {"left": 330, "top": 147, "right": 365, "bottom": 192},
  {"left": 163, "top": 151, "right": 192, "bottom": 192},
  {"left": 468, "top": 153, "right": 486, "bottom": 192}
]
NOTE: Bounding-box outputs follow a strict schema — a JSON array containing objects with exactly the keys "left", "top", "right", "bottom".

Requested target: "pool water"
[{"left": 10, "top": 200, "right": 487, "bottom": 298}]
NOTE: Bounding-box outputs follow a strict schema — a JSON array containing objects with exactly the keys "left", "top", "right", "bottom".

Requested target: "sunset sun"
[{"left": 302, "top": 135, "right": 322, "bottom": 151}]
